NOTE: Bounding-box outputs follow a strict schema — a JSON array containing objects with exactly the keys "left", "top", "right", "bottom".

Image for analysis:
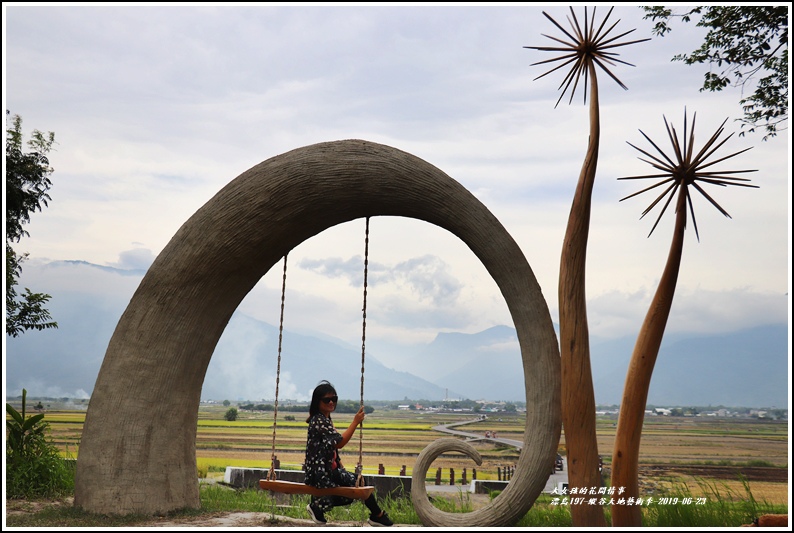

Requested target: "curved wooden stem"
[
  {"left": 611, "top": 187, "right": 687, "bottom": 526},
  {"left": 558, "top": 61, "right": 606, "bottom": 527}
]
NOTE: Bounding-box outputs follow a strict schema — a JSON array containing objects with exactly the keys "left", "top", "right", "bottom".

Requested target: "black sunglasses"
[{"left": 321, "top": 396, "right": 339, "bottom": 404}]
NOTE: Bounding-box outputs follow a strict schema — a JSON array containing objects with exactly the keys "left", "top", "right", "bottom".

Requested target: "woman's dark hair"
[{"left": 306, "top": 380, "right": 337, "bottom": 423}]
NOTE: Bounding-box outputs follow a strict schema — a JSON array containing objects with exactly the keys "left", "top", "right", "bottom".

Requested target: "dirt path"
[
  {"left": 6, "top": 494, "right": 492, "bottom": 527},
  {"left": 5, "top": 498, "right": 375, "bottom": 527},
  {"left": 143, "top": 512, "right": 339, "bottom": 527}
]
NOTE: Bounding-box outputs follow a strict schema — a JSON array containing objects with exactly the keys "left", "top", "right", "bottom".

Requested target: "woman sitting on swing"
[{"left": 304, "top": 380, "right": 393, "bottom": 526}]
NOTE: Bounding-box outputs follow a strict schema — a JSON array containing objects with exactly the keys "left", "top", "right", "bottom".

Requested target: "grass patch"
[
  {"left": 518, "top": 493, "right": 574, "bottom": 527},
  {"left": 200, "top": 485, "right": 425, "bottom": 525},
  {"left": 645, "top": 477, "right": 786, "bottom": 527},
  {"left": 745, "top": 459, "right": 776, "bottom": 467}
]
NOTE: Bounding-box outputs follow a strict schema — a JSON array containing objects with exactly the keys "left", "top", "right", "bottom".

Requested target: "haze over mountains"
[{"left": 5, "top": 260, "right": 788, "bottom": 408}]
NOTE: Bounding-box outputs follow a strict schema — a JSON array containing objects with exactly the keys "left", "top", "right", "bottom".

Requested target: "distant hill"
[
  {"left": 5, "top": 260, "right": 788, "bottom": 407},
  {"left": 590, "top": 324, "right": 790, "bottom": 407},
  {"left": 410, "top": 326, "right": 527, "bottom": 402},
  {"left": 404, "top": 324, "right": 789, "bottom": 407},
  {"left": 204, "top": 313, "right": 460, "bottom": 401},
  {"left": 3, "top": 259, "right": 458, "bottom": 402}
]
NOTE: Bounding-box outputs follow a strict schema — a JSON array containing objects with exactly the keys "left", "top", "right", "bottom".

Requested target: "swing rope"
[
  {"left": 266, "top": 253, "right": 288, "bottom": 482},
  {"left": 355, "top": 216, "right": 370, "bottom": 487},
  {"left": 263, "top": 218, "right": 372, "bottom": 494}
]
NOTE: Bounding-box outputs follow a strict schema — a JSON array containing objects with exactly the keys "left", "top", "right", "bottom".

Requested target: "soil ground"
[{"left": 5, "top": 493, "right": 493, "bottom": 528}]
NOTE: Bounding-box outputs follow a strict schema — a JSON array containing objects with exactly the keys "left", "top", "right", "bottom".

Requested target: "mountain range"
[{"left": 4, "top": 260, "right": 789, "bottom": 407}]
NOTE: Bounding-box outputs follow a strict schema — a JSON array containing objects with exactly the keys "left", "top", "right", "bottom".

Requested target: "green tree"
[
  {"left": 5, "top": 111, "right": 58, "bottom": 337},
  {"left": 642, "top": 6, "right": 788, "bottom": 140},
  {"left": 6, "top": 388, "right": 74, "bottom": 498},
  {"left": 222, "top": 399, "right": 231, "bottom": 407},
  {"left": 224, "top": 407, "right": 238, "bottom": 421}
]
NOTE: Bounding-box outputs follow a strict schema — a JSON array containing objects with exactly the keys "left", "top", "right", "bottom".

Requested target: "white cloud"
[
  {"left": 4, "top": 5, "right": 789, "bottom": 397},
  {"left": 5, "top": 380, "right": 90, "bottom": 402},
  {"left": 107, "top": 247, "right": 155, "bottom": 271}
]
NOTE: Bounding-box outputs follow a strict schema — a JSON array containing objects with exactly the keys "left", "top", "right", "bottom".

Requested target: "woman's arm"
[{"left": 336, "top": 407, "right": 365, "bottom": 449}]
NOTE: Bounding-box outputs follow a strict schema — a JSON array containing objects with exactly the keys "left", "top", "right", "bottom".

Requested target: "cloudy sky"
[{"left": 3, "top": 4, "right": 790, "bottom": 397}]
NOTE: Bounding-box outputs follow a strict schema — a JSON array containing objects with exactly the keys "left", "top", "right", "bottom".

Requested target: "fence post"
[
  {"left": 449, "top": 468, "right": 455, "bottom": 486},
  {"left": 435, "top": 467, "right": 442, "bottom": 485},
  {"left": 462, "top": 467, "right": 467, "bottom": 485},
  {"left": 472, "top": 468, "right": 477, "bottom": 480},
  {"left": 378, "top": 464, "right": 385, "bottom": 475},
  {"left": 497, "top": 466, "right": 502, "bottom": 481},
  {"left": 400, "top": 465, "right": 406, "bottom": 476}
]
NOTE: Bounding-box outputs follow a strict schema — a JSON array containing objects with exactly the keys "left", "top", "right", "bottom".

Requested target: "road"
[
  {"left": 432, "top": 418, "right": 525, "bottom": 450},
  {"left": 429, "top": 417, "right": 568, "bottom": 494}
]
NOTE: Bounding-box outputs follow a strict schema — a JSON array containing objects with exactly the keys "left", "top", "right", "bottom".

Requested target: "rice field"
[
  {"left": 33, "top": 403, "right": 789, "bottom": 505},
  {"left": 657, "top": 477, "right": 789, "bottom": 505}
]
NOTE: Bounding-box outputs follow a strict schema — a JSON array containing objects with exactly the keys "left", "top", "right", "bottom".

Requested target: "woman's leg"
[
  {"left": 363, "top": 493, "right": 383, "bottom": 516},
  {"left": 314, "top": 469, "right": 355, "bottom": 513},
  {"left": 333, "top": 468, "right": 356, "bottom": 487},
  {"left": 313, "top": 494, "right": 353, "bottom": 513},
  {"left": 334, "top": 469, "right": 383, "bottom": 516}
]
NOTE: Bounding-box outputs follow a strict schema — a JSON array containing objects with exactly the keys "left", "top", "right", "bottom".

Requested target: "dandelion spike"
[{"left": 619, "top": 109, "right": 757, "bottom": 238}]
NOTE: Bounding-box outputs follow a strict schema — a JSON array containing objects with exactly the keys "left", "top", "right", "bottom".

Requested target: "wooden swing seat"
[{"left": 259, "top": 479, "right": 374, "bottom": 500}]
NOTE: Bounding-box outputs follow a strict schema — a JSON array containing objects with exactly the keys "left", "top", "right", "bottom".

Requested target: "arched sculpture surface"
[{"left": 73, "top": 139, "right": 561, "bottom": 525}]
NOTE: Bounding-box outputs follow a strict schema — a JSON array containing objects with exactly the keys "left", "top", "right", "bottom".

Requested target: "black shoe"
[
  {"left": 307, "top": 502, "right": 326, "bottom": 525},
  {"left": 368, "top": 511, "right": 393, "bottom": 527}
]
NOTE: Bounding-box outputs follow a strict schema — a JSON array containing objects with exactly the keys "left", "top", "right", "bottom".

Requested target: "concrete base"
[
  {"left": 224, "top": 467, "right": 413, "bottom": 500},
  {"left": 223, "top": 467, "right": 568, "bottom": 500},
  {"left": 471, "top": 479, "right": 510, "bottom": 494}
]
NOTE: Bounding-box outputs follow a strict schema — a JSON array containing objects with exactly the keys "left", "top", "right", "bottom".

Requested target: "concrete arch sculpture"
[{"left": 73, "top": 139, "right": 560, "bottom": 525}]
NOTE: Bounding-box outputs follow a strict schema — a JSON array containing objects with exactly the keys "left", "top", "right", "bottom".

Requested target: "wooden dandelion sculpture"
[
  {"left": 525, "top": 7, "right": 648, "bottom": 527},
  {"left": 611, "top": 110, "right": 757, "bottom": 527},
  {"left": 526, "top": 6, "right": 649, "bottom": 108},
  {"left": 618, "top": 110, "right": 757, "bottom": 240}
]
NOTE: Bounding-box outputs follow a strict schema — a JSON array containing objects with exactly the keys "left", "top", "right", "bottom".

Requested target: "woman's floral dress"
[{"left": 304, "top": 412, "right": 357, "bottom": 510}]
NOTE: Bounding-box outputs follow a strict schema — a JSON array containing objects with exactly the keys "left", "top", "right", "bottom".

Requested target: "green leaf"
[
  {"left": 6, "top": 402, "right": 24, "bottom": 424},
  {"left": 21, "top": 412, "right": 46, "bottom": 431}
]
